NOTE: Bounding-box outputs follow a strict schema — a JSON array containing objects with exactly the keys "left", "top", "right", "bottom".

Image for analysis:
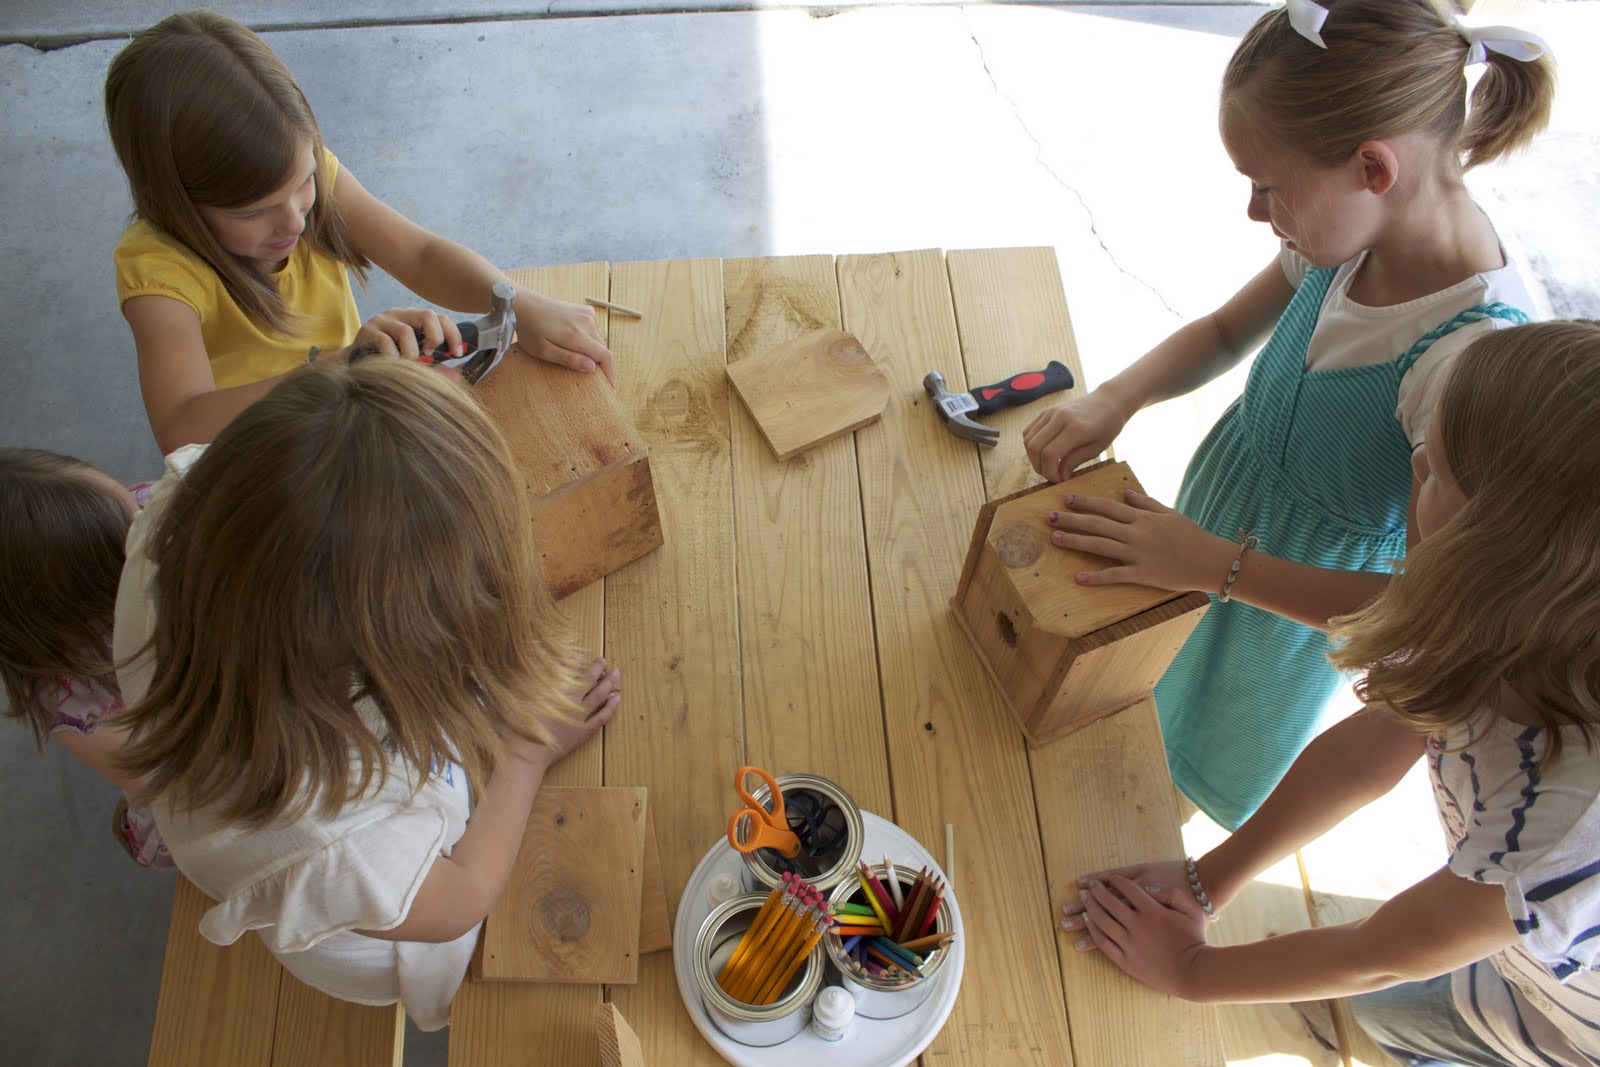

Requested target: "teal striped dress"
[{"left": 1155, "top": 267, "right": 1528, "bottom": 830}]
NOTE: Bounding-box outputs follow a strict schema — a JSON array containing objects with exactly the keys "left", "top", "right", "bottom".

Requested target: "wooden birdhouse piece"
[{"left": 952, "top": 460, "right": 1210, "bottom": 746}]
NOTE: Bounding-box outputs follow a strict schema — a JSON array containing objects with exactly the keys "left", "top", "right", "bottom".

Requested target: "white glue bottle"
[
  {"left": 811, "top": 985, "right": 855, "bottom": 1042},
  {"left": 705, "top": 872, "right": 741, "bottom": 910}
]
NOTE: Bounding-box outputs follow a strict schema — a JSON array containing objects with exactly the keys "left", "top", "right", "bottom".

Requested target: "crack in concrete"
[{"left": 964, "top": 11, "right": 1185, "bottom": 321}]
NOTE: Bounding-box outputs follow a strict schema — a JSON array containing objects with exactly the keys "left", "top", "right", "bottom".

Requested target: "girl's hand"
[
  {"left": 1060, "top": 859, "right": 1192, "bottom": 936},
  {"left": 1047, "top": 489, "right": 1233, "bottom": 593},
  {"left": 323, "top": 308, "right": 464, "bottom": 362},
  {"left": 505, "top": 657, "right": 621, "bottom": 769},
  {"left": 1023, "top": 390, "right": 1129, "bottom": 483},
  {"left": 515, "top": 292, "right": 617, "bottom": 387},
  {"left": 1075, "top": 875, "right": 1212, "bottom": 1000}
]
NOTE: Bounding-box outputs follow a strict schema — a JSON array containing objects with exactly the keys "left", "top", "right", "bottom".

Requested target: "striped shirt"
[{"left": 1431, "top": 719, "right": 1600, "bottom": 1065}]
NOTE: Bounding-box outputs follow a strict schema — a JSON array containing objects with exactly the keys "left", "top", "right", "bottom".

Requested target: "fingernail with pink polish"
[{"left": 1048, "top": 511, "right": 1059, "bottom": 523}]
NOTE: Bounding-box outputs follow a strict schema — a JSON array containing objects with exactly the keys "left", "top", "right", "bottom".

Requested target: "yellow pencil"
[
  {"left": 755, "top": 915, "right": 827, "bottom": 1005},
  {"left": 717, "top": 875, "right": 790, "bottom": 991},
  {"left": 730, "top": 892, "right": 810, "bottom": 1003},
  {"left": 856, "top": 868, "right": 894, "bottom": 931}
]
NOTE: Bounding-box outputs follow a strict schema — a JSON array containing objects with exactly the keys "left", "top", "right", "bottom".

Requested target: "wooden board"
[
  {"left": 449, "top": 261, "right": 612, "bottom": 1067},
  {"left": 479, "top": 786, "right": 648, "bottom": 984},
  {"left": 476, "top": 265, "right": 663, "bottom": 600},
  {"left": 986, "top": 462, "right": 1181, "bottom": 638},
  {"left": 1176, "top": 793, "right": 1342, "bottom": 1067},
  {"left": 1029, "top": 704, "right": 1225, "bottom": 1065},
  {"left": 841, "top": 248, "right": 1074, "bottom": 1065},
  {"left": 148, "top": 877, "right": 282, "bottom": 1067},
  {"left": 723, "top": 255, "right": 893, "bottom": 814},
  {"left": 949, "top": 247, "right": 1223, "bottom": 1065},
  {"left": 726, "top": 326, "right": 890, "bottom": 461},
  {"left": 270, "top": 972, "right": 404, "bottom": 1067},
  {"left": 639, "top": 807, "right": 671, "bottom": 955},
  {"left": 946, "top": 248, "right": 1087, "bottom": 500},
  {"left": 603, "top": 257, "right": 740, "bottom": 1066},
  {"left": 595, "top": 1003, "right": 646, "bottom": 1067}
]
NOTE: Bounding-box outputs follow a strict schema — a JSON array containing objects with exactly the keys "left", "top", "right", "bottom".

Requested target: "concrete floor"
[{"left": 2, "top": 3, "right": 1596, "bottom": 1064}]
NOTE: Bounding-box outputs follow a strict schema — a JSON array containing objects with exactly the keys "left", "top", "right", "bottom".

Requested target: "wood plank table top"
[{"left": 449, "top": 248, "right": 1226, "bottom": 1067}]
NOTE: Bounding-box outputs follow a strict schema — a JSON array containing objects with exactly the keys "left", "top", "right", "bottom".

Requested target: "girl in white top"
[
  {"left": 1060, "top": 321, "right": 1600, "bottom": 1067},
  {"left": 114, "top": 357, "right": 620, "bottom": 1030}
]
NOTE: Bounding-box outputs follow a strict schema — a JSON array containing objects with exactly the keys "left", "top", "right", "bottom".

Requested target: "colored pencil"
[
  {"left": 870, "top": 935, "right": 924, "bottom": 968},
  {"left": 894, "top": 871, "right": 931, "bottom": 941},
  {"left": 841, "top": 934, "right": 863, "bottom": 954},
  {"left": 884, "top": 855, "right": 906, "bottom": 911},
  {"left": 900, "top": 932, "right": 954, "bottom": 954},
  {"left": 829, "top": 924, "right": 884, "bottom": 938},
  {"left": 835, "top": 902, "right": 878, "bottom": 917},
  {"left": 859, "top": 862, "right": 899, "bottom": 924},
  {"left": 865, "top": 944, "right": 913, "bottom": 976},
  {"left": 916, "top": 883, "right": 944, "bottom": 939},
  {"left": 855, "top": 868, "right": 894, "bottom": 930}
]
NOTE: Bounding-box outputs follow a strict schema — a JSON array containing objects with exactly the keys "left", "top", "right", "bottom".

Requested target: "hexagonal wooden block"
[{"left": 951, "top": 460, "right": 1209, "bottom": 746}]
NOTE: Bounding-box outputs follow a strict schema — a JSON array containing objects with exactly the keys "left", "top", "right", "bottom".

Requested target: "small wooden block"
[
  {"left": 595, "top": 1002, "right": 646, "bottom": 1067},
  {"left": 474, "top": 268, "right": 664, "bottom": 600},
  {"left": 986, "top": 461, "right": 1180, "bottom": 638},
  {"left": 480, "top": 786, "right": 648, "bottom": 984},
  {"left": 726, "top": 327, "right": 890, "bottom": 461},
  {"left": 637, "top": 807, "right": 671, "bottom": 955}
]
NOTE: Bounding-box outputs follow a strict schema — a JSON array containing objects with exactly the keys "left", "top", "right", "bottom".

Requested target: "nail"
[
  {"left": 1052, "top": 532, "right": 1066, "bottom": 546},
  {"left": 1077, "top": 571, "right": 1090, "bottom": 583},
  {"left": 1079, "top": 889, "right": 1088, "bottom": 901},
  {"left": 1074, "top": 937, "right": 1089, "bottom": 951},
  {"left": 1048, "top": 511, "right": 1059, "bottom": 523},
  {"left": 1066, "top": 494, "right": 1078, "bottom": 506},
  {"left": 1077, "top": 878, "right": 1088, "bottom": 887},
  {"left": 580, "top": 358, "right": 596, "bottom": 372}
]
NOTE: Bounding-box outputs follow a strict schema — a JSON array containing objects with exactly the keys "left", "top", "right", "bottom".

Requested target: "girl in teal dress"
[{"left": 1023, "top": 0, "right": 1556, "bottom": 829}]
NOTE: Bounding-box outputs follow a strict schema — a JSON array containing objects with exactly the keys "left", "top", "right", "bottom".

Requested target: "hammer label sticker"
[
  {"left": 937, "top": 393, "right": 979, "bottom": 418},
  {"left": 993, "top": 521, "right": 1046, "bottom": 569}
]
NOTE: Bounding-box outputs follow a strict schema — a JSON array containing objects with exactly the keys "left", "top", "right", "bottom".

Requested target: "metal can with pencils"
[
  {"left": 694, "top": 892, "right": 825, "bottom": 1047},
  {"left": 823, "top": 862, "right": 954, "bottom": 1019},
  {"left": 738, "top": 772, "right": 864, "bottom": 894}
]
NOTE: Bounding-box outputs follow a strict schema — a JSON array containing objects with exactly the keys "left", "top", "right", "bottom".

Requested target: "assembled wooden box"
[
  {"left": 475, "top": 349, "right": 663, "bottom": 600},
  {"left": 952, "top": 460, "right": 1210, "bottom": 746}
]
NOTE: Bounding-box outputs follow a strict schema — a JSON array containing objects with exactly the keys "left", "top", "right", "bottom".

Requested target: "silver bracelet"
[
  {"left": 1217, "top": 528, "right": 1259, "bottom": 604},
  {"left": 1186, "top": 856, "right": 1219, "bottom": 921}
]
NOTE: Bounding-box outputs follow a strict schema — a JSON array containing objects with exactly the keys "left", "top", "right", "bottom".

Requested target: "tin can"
[
  {"left": 693, "top": 893, "right": 824, "bottom": 1047},
  {"left": 823, "top": 862, "right": 953, "bottom": 1019},
  {"left": 738, "top": 772, "right": 864, "bottom": 894}
]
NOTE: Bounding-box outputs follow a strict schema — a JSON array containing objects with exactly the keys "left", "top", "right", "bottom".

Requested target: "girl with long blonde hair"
[
  {"left": 1025, "top": 0, "right": 1556, "bottom": 830},
  {"left": 1063, "top": 321, "right": 1600, "bottom": 1067},
  {"left": 114, "top": 357, "right": 619, "bottom": 1030}
]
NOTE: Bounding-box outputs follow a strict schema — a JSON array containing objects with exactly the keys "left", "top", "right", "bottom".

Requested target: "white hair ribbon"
[
  {"left": 1450, "top": 15, "right": 1551, "bottom": 67},
  {"left": 1285, "top": 0, "right": 1330, "bottom": 50}
]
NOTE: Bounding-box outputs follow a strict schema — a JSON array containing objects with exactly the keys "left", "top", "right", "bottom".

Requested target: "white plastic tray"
[{"left": 672, "top": 811, "right": 965, "bottom": 1067}]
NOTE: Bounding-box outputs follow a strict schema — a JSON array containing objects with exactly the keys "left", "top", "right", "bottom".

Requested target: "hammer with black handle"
[{"left": 923, "top": 361, "right": 1076, "bottom": 445}]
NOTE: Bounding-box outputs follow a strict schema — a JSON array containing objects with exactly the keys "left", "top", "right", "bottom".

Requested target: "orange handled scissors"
[{"left": 726, "top": 765, "right": 802, "bottom": 859}]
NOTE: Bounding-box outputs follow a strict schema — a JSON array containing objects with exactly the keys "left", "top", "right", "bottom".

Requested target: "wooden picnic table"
[
  {"left": 150, "top": 250, "right": 1410, "bottom": 1067},
  {"left": 447, "top": 247, "right": 1223, "bottom": 1066}
]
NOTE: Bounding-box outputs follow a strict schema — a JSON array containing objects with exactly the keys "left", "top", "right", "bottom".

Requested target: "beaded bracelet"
[
  {"left": 1185, "top": 857, "right": 1219, "bottom": 921},
  {"left": 1217, "top": 528, "right": 1259, "bottom": 604}
]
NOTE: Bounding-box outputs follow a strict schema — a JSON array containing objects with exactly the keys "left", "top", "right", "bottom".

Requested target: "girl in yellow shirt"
[{"left": 107, "top": 11, "right": 615, "bottom": 453}]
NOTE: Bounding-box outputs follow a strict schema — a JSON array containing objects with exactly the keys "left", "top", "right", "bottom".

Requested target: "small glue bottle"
[
  {"left": 811, "top": 985, "right": 855, "bottom": 1042},
  {"left": 705, "top": 872, "right": 741, "bottom": 910}
]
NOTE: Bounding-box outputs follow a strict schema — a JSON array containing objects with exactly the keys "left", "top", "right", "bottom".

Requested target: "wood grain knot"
[
  {"left": 993, "top": 521, "right": 1045, "bottom": 569},
  {"left": 652, "top": 379, "right": 691, "bottom": 419},
  {"left": 537, "top": 887, "right": 592, "bottom": 943}
]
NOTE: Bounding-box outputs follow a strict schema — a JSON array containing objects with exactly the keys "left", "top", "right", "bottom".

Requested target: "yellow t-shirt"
[{"left": 113, "top": 149, "right": 361, "bottom": 389}]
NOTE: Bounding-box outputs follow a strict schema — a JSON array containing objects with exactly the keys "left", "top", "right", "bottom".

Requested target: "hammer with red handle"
[{"left": 923, "top": 361, "right": 1076, "bottom": 446}]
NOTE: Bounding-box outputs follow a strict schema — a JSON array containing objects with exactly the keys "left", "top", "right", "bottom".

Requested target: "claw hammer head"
[
  {"left": 437, "top": 281, "right": 517, "bottom": 385},
  {"left": 923, "top": 370, "right": 1000, "bottom": 447}
]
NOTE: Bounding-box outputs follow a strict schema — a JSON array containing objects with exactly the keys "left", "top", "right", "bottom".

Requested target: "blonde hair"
[
  {"left": 0, "top": 450, "right": 132, "bottom": 748},
  {"left": 105, "top": 10, "right": 370, "bottom": 335},
  {"left": 1223, "top": 0, "right": 1554, "bottom": 170},
  {"left": 119, "top": 359, "right": 584, "bottom": 826},
  {"left": 1331, "top": 322, "right": 1600, "bottom": 758}
]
